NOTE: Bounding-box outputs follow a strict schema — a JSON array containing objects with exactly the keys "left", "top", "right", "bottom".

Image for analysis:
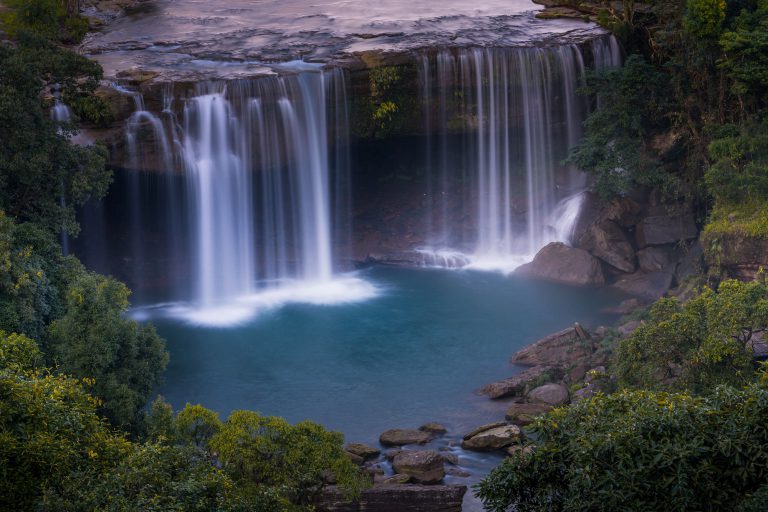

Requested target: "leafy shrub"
[
  {"left": 478, "top": 380, "right": 768, "bottom": 512},
  {"left": 615, "top": 278, "right": 768, "bottom": 393}
]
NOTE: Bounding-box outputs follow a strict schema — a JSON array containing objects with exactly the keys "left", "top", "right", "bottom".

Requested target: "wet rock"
[
  {"left": 419, "top": 422, "right": 447, "bottom": 435},
  {"left": 461, "top": 423, "right": 521, "bottom": 451},
  {"left": 505, "top": 402, "right": 553, "bottom": 426},
  {"left": 579, "top": 220, "right": 636, "bottom": 273},
  {"left": 516, "top": 242, "right": 605, "bottom": 286},
  {"left": 345, "top": 451, "right": 364, "bottom": 465},
  {"left": 345, "top": 443, "right": 381, "bottom": 461},
  {"left": 383, "top": 449, "right": 402, "bottom": 461},
  {"left": 445, "top": 467, "right": 471, "bottom": 478},
  {"left": 612, "top": 269, "right": 674, "bottom": 301},
  {"left": 392, "top": 451, "right": 445, "bottom": 484},
  {"left": 462, "top": 421, "right": 509, "bottom": 440},
  {"left": 379, "top": 429, "right": 433, "bottom": 446},
  {"left": 572, "top": 384, "right": 598, "bottom": 402},
  {"left": 115, "top": 67, "right": 160, "bottom": 85},
  {"left": 478, "top": 365, "right": 560, "bottom": 399},
  {"left": 527, "top": 383, "right": 569, "bottom": 406},
  {"left": 636, "top": 212, "right": 697, "bottom": 247},
  {"left": 511, "top": 326, "right": 593, "bottom": 367},
  {"left": 379, "top": 474, "right": 411, "bottom": 485},
  {"left": 440, "top": 452, "right": 459, "bottom": 465},
  {"left": 317, "top": 484, "right": 467, "bottom": 512}
]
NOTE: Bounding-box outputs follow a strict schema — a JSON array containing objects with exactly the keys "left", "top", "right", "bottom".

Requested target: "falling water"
[
  {"left": 418, "top": 35, "right": 622, "bottom": 271},
  {"left": 102, "top": 66, "right": 374, "bottom": 324},
  {"left": 51, "top": 99, "right": 74, "bottom": 255}
]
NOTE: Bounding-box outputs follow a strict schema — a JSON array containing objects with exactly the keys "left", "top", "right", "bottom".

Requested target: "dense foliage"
[
  {"left": 0, "top": 33, "right": 111, "bottom": 237},
  {"left": 477, "top": 380, "right": 768, "bottom": 512},
  {"left": 615, "top": 277, "right": 768, "bottom": 392}
]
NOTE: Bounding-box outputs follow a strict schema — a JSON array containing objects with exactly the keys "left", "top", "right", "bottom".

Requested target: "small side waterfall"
[{"left": 418, "top": 35, "right": 622, "bottom": 271}]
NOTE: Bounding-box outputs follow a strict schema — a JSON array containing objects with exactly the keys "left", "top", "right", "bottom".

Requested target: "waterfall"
[
  {"left": 51, "top": 99, "right": 73, "bottom": 255},
  {"left": 102, "top": 65, "right": 376, "bottom": 325},
  {"left": 418, "top": 35, "right": 622, "bottom": 271}
]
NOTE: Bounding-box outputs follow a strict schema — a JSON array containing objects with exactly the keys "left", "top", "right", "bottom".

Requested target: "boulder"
[
  {"left": 579, "top": 220, "right": 636, "bottom": 273},
  {"left": 345, "top": 451, "right": 364, "bottom": 465},
  {"left": 618, "top": 320, "right": 643, "bottom": 338},
  {"left": 317, "top": 484, "right": 466, "bottom": 512},
  {"left": 612, "top": 269, "right": 674, "bottom": 301},
  {"left": 461, "top": 424, "right": 521, "bottom": 451},
  {"left": 345, "top": 443, "right": 381, "bottom": 461},
  {"left": 379, "top": 474, "right": 411, "bottom": 485},
  {"left": 636, "top": 212, "right": 697, "bottom": 247},
  {"left": 675, "top": 241, "right": 704, "bottom": 283},
  {"left": 445, "top": 467, "right": 471, "bottom": 478},
  {"left": 505, "top": 402, "right": 553, "bottom": 426},
  {"left": 636, "top": 246, "right": 674, "bottom": 272},
  {"left": 379, "top": 429, "right": 433, "bottom": 446},
  {"left": 516, "top": 242, "right": 605, "bottom": 286},
  {"left": 392, "top": 451, "right": 445, "bottom": 484},
  {"left": 527, "top": 383, "right": 569, "bottom": 406},
  {"left": 462, "top": 422, "right": 509, "bottom": 440},
  {"left": 511, "top": 325, "right": 593, "bottom": 367},
  {"left": 419, "top": 423, "right": 447, "bottom": 435},
  {"left": 478, "top": 365, "right": 560, "bottom": 399}
]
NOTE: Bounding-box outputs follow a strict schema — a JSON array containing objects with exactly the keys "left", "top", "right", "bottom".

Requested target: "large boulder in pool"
[
  {"left": 478, "top": 364, "right": 561, "bottom": 399},
  {"left": 392, "top": 451, "right": 445, "bottom": 484},
  {"left": 461, "top": 423, "right": 521, "bottom": 451},
  {"left": 511, "top": 324, "right": 593, "bottom": 367},
  {"left": 317, "top": 484, "right": 467, "bottom": 512},
  {"left": 379, "top": 429, "right": 433, "bottom": 446},
  {"left": 515, "top": 242, "right": 605, "bottom": 286},
  {"left": 527, "top": 383, "right": 569, "bottom": 406}
]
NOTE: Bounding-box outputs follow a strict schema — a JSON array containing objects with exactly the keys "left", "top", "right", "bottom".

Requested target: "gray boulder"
[
  {"left": 516, "top": 242, "right": 605, "bottom": 286},
  {"left": 461, "top": 423, "right": 521, "bottom": 451},
  {"left": 579, "top": 220, "right": 636, "bottom": 273},
  {"left": 379, "top": 429, "right": 433, "bottom": 446},
  {"left": 478, "top": 365, "right": 560, "bottom": 399},
  {"left": 505, "top": 402, "right": 553, "bottom": 426},
  {"left": 345, "top": 443, "right": 381, "bottom": 461},
  {"left": 511, "top": 325, "right": 593, "bottom": 367},
  {"left": 392, "top": 451, "right": 445, "bottom": 484},
  {"left": 636, "top": 212, "right": 697, "bottom": 247},
  {"left": 527, "top": 383, "right": 569, "bottom": 406},
  {"left": 612, "top": 269, "right": 674, "bottom": 301}
]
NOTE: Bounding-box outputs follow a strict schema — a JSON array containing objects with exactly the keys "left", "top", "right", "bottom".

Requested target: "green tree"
[
  {"left": 615, "top": 278, "right": 768, "bottom": 393},
  {"left": 0, "top": 334, "right": 130, "bottom": 511},
  {"left": 210, "top": 410, "right": 368, "bottom": 507},
  {"left": 568, "top": 55, "right": 672, "bottom": 198},
  {"left": 47, "top": 272, "right": 168, "bottom": 429},
  {"left": 176, "top": 403, "right": 223, "bottom": 449},
  {"left": 0, "top": 34, "right": 112, "bottom": 237},
  {"left": 478, "top": 380, "right": 768, "bottom": 512}
]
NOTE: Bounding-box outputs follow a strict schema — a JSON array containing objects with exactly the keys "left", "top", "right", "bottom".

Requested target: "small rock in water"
[
  {"left": 462, "top": 421, "right": 508, "bottom": 441},
  {"left": 461, "top": 424, "right": 521, "bottom": 451},
  {"left": 383, "top": 448, "right": 403, "bottom": 461},
  {"left": 379, "top": 473, "right": 412, "bottom": 485},
  {"left": 446, "top": 467, "right": 471, "bottom": 478},
  {"left": 380, "top": 428, "right": 433, "bottom": 446},
  {"left": 345, "top": 442, "right": 381, "bottom": 460},
  {"left": 392, "top": 450, "right": 445, "bottom": 484},
  {"left": 419, "top": 422, "right": 447, "bottom": 434},
  {"left": 344, "top": 450, "right": 364, "bottom": 465},
  {"left": 441, "top": 453, "right": 459, "bottom": 465}
]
